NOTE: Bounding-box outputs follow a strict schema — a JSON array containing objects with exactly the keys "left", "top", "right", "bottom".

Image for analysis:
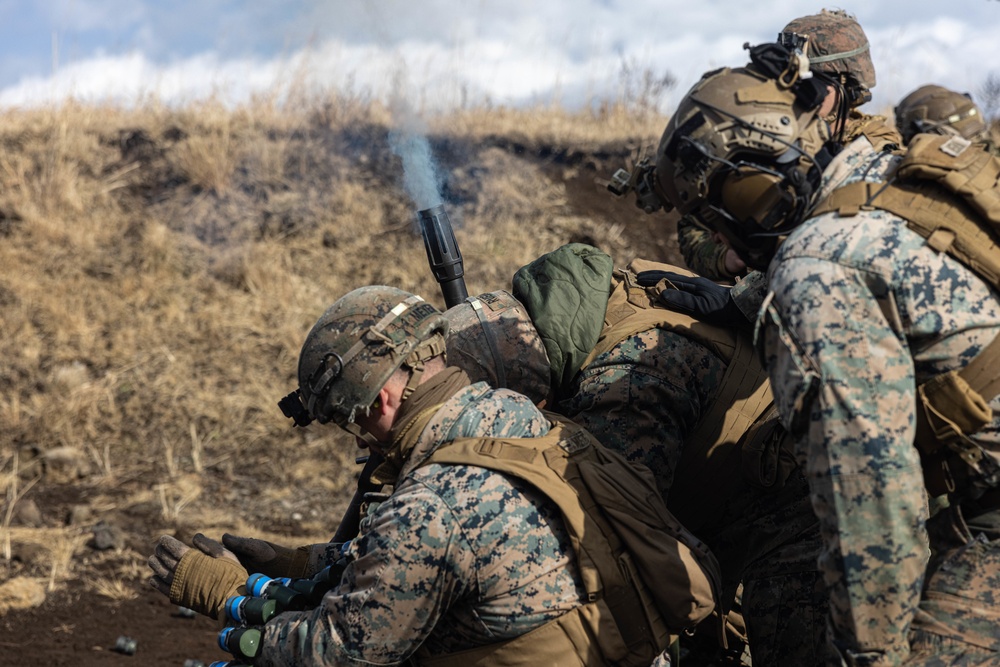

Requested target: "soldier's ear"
[{"left": 373, "top": 387, "right": 392, "bottom": 415}]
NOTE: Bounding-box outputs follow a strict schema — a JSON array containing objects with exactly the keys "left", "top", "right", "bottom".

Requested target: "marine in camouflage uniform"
[
  {"left": 678, "top": 9, "right": 902, "bottom": 281},
  {"left": 760, "top": 136, "right": 1000, "bottom": 667},
  {"left": 151, "top": 286, "right": 600, "bottom": 667},
  {"left": 445, "top": 249, "right": 832, "bottom": 666},
  {"left": 556, "top": 294, "right": 828, "bottom": 667},
  {"left": 653, "top": 62, "right": 1000, "bottom": 666},
  {"left": 258, "top": 379, "right": 586, "bottom": 666}
]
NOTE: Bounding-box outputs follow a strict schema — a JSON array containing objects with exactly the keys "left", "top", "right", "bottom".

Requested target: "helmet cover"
[
  {"left": 295, "top": 286, "right": 448, "bottom": 426},
  {"left": 444, "top": 290, "right": 551, "bottom": 405},
  {"left": 781, "top": 9, "right": 876, "bottom": 96}
]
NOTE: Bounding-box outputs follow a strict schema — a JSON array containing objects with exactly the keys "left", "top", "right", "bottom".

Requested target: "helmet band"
[
  {"left": 468, "top": 296, "right": 507, "bottom": 389},
  {"left": 807, "top": 41, "right": 870, "bottom": 65}
]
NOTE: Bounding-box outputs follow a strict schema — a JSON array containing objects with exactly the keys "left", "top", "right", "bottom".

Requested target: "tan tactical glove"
[
  {"left": 148, "top": 533, "right": 247, "bottom": 620},
  {"left": 221, "top": 533, "right": 325, "bottom": 578}
]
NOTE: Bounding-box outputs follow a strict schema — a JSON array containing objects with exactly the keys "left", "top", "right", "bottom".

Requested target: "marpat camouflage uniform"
[
  {"left": 759, "top": 136, "right": 1000, "bottom": 666},
  {"left": 560, "top": 322, "right": 831, "bottom": 666},
  {"left": 256, "top": 381, "right": 586, "bottom": 666}
]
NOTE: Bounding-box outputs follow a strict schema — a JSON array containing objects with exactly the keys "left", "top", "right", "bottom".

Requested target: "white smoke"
[{"left": 387, "top": 117, "right": 443, "bottom": 212}]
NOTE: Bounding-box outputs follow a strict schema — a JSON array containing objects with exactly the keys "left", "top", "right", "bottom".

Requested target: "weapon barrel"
[{"left": 417, "top": 205, "right": 468, "bottom": 309}]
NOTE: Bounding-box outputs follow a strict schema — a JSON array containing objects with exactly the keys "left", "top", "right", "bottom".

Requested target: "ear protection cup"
[{"left": 720, "top": 168, "right": 794, "bottom": 228}]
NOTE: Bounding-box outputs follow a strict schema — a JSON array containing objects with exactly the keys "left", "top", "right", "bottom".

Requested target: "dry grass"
[
  {"left": 88, "top": 576, "right": 141, "bottom": 602},
  {"left": 1, "top": 526, "right": 89, "bottom": 590},
  {"left": 0, "top": 96, "right": 660, "bottom": 609}
]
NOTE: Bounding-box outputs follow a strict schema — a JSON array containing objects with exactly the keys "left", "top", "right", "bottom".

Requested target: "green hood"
[{"left": 512, "top": 243, "right": 613, "bottom": 396}]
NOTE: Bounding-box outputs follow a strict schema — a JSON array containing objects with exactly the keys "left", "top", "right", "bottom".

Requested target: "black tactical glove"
[{"left": 635, "top": 270, "right": 744, "bottom": 328}]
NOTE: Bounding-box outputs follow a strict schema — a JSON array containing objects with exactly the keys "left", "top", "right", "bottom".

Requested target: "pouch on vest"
[
  {"left": 576, "top": 448, "right": 722, "bottom": 631},
  {"left": 898, "top": 134, "right": 1000, "bottom": 229},
  {"left": 738, "top": 403, "right": 798, "bottom": 490},
  {"left": 915, "top": 369, "right": 993, "bottom": 496}
]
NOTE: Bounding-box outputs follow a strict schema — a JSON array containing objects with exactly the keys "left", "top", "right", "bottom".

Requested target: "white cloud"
[{"left": 2, "top": 1, "right": 999, "bottom": 117}]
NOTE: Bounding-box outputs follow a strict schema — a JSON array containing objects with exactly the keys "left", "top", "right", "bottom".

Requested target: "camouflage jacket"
[
  {"left": 759, "top": 136, "right": 1000, "bottom": 665},
  {"left": 256, "top": 382, "right": 585, "bottom": 666}
]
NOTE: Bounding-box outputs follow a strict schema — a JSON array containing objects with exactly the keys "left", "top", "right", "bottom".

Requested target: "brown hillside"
[{"left": 0, "top": 99, "right": 681, "bottom": 665}]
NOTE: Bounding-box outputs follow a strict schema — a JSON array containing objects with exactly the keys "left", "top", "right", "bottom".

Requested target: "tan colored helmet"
[
  {"left": 780, "top": 9, "right": 875, "bottom": 105},
  {"left": 654, "top": 66, "right": 833, "bottom": 270},
  {"left": 280, "top": 286, "right": 448, "bottom": 427},
  {"left": 444, "top": 291, "right": 551, "bottom": 405},
  {"left": 894, "top": 84, "right": 989, "bottom": 145}
]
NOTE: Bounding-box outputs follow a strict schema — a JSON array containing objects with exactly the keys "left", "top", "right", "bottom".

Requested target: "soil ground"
[{"left": 1, "top": 587, "right": 220, "bottom": 666}]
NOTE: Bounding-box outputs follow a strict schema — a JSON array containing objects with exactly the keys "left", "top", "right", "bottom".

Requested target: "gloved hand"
[
  {"left": 148, "top": 533, "right": 246, "bottom": 619},
  {"left": 635, "top": 270, "right": 744, "bottom": 328},
  {"left": 222, "top": 534, "right": 321, "bottom": 579}
]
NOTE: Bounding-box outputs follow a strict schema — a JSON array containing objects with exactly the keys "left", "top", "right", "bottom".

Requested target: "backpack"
[{"left": 419, "top": 414, "right": 724, "bottom": 666}]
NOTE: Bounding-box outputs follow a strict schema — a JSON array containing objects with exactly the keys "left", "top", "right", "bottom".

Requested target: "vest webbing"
[
  {"left": 583, "top": 260, "right": 774, "bottom": 532},
  {"left": 413, "top": 417, "right": 702, "bottom": 667},
  {"left": 810, "top": 179, "right": 1000, "bottom": 287}
]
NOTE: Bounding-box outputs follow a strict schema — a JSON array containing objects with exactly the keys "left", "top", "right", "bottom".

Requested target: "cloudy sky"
[{"left": 1, "top": 1, "right": 999, "bottom": 116}]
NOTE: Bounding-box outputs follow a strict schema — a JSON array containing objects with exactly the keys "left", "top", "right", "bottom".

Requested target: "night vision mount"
[
  {"left": 607, "top": 154, "right": 671, "bottom": 215},
  {"left": 278, "top": 389, "right": 313, "bottom": 427}
]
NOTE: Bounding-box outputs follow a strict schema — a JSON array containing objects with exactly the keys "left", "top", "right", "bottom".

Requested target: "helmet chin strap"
[
  {"left": 344, "top": 420, "right": 385, "bottom": 450},
  {"left": 813, "top": 72, "right": 851, "bottom": 144}
]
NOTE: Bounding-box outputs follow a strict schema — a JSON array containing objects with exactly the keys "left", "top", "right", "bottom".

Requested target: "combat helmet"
[
  {"left": 780, "top": 9, "right": 875, "bottom": 107},
  {"left": 279, "top": 286, "right": 448, "bottom": 428},
  {"left": 895, "top": 84, "right": 990, "bottom": 145},
  {"left": 444, "top": 290, "right": 551, "bottom": 406},
  {"left": 654, "top": 63, "right": 834, "bottom": 270}
]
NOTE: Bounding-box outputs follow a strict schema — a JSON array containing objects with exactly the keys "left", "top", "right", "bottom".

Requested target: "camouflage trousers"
[
  {"left": 904, "top": 505, "right": 1000, "bottom": 666},
  {"left": 708, "top": 471, "right": 836, "bottom": 666},
  {"left": 741, "top": 565, "right": 832, "bottom": 666}
]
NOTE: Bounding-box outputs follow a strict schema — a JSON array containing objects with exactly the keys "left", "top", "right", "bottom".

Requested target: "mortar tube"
[{"left": 417, "top": 204, "right": 468, "bottom": 309}]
